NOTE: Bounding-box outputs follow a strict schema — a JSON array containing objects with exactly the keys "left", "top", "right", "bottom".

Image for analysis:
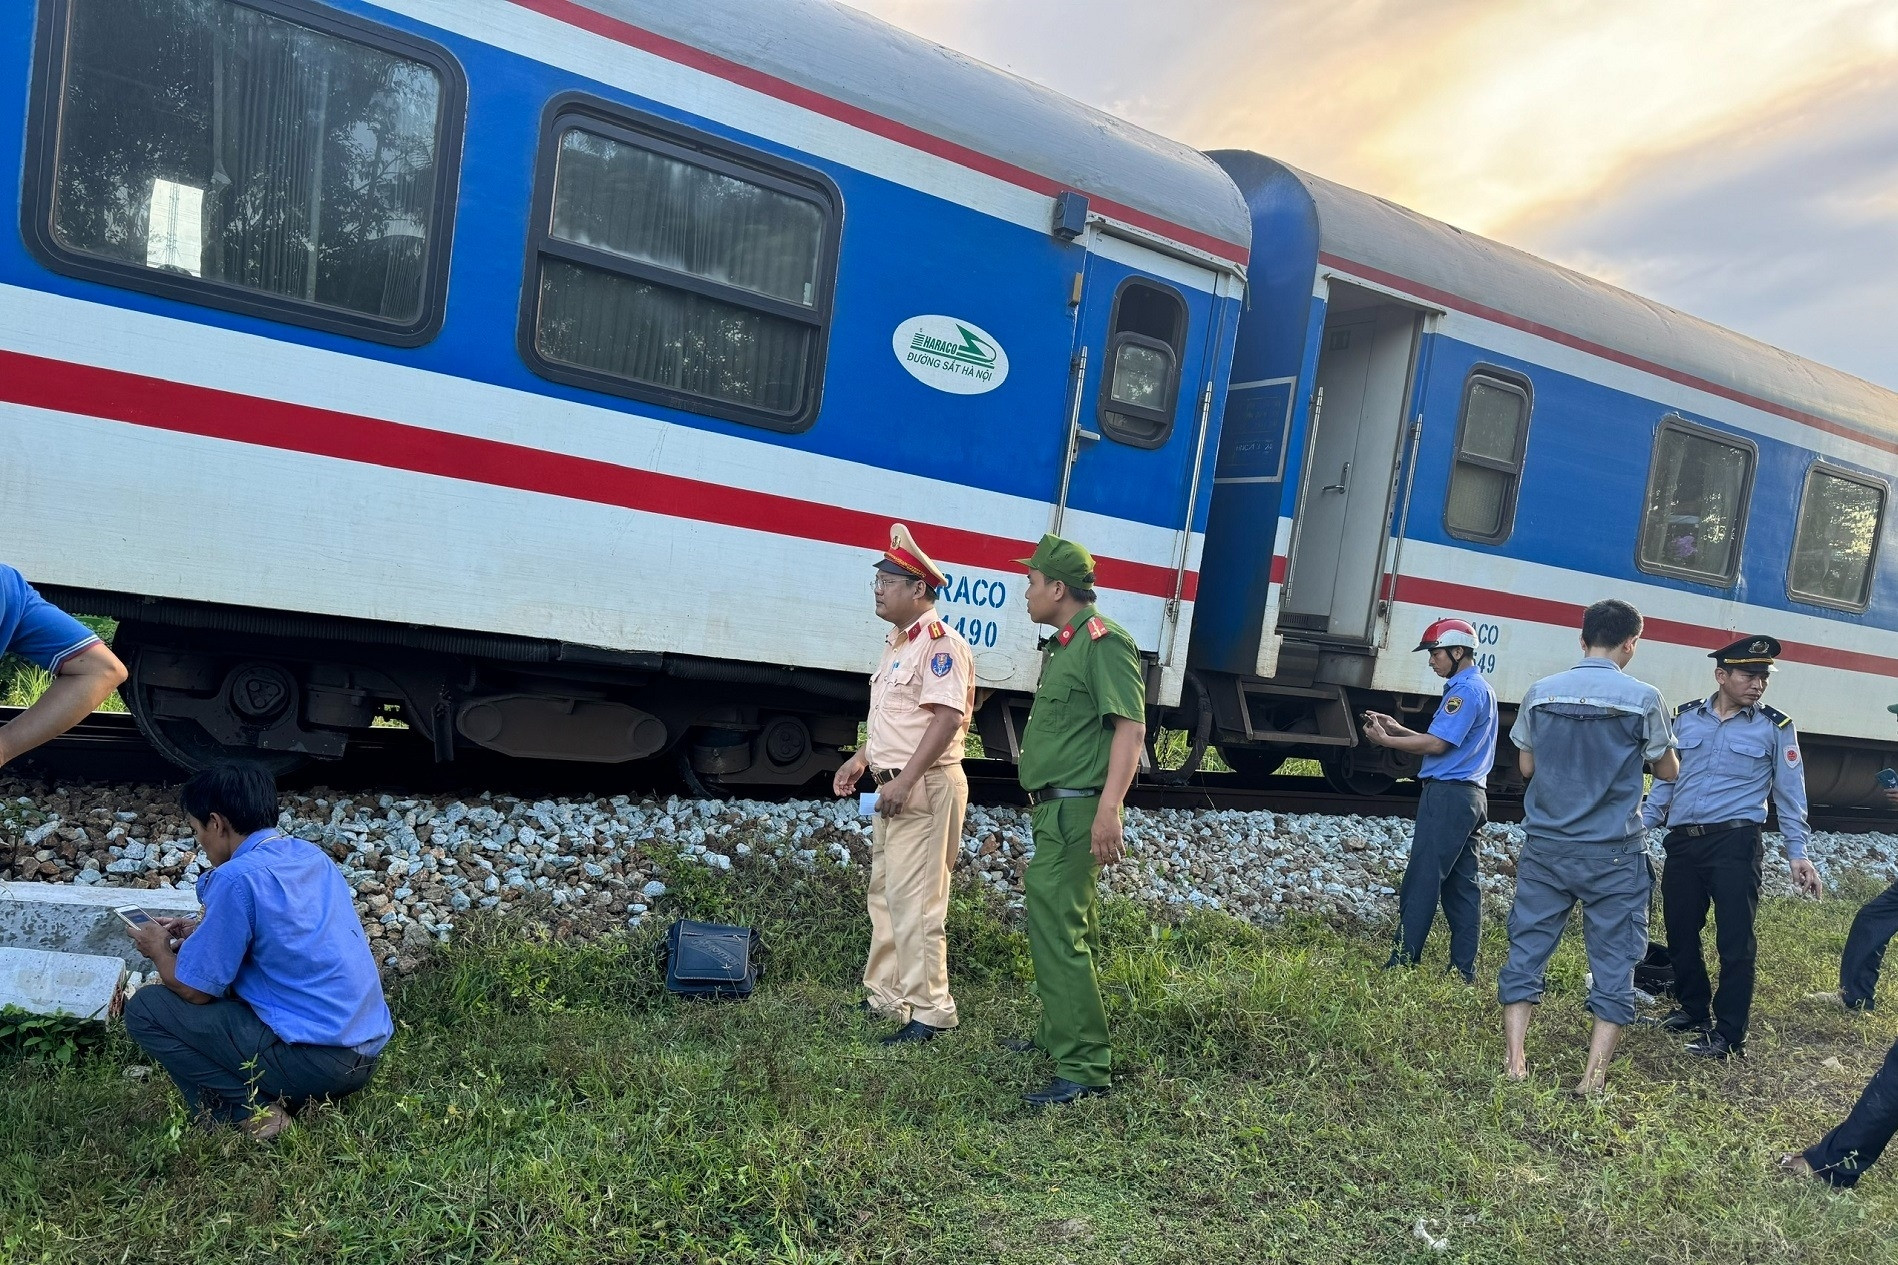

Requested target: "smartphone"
[
  {"left": 113, "top": 905, "right": 154, "bottom": 929},
  {"left": 1878, "top": 769, "right": 1898, "bottom": 790}
]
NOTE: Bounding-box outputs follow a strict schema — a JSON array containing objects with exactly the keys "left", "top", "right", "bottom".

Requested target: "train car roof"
[
  {"left": 565, "top": 0, "right": 1250, "bottom": 265},
  {"left": 1216, "top": 151, "right": 1897, "bottom": 443}
]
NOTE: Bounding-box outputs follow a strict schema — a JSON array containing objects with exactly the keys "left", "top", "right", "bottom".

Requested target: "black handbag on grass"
[{"left": 658, "top": 919, "right": 762, "bottom": 999}]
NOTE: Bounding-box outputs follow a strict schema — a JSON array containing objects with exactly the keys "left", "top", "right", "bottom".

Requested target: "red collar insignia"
[
  {"left": 1057, "top": 624, "right": 1075, "bottom": 646},
  {"left": 1087, "top": 617, "right": 1107, "bottom": 640}
]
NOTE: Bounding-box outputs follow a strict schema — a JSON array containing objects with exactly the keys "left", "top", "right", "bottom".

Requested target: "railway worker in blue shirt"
[
  {"left": 1641, "top": 636, "right": 1821, "bottom": 1060},
  {"left": 1361, "top": 617, "right": 1498, "bottom": 983},
  {"left": 0, "top": 563, "right": 127, "bottom": 767},
  {"left": 124, "top": 763, "right": 391, "bottom": 1140},
  {"left": 1499, "top": 599, "right": 1679, "bottom": 1094}
]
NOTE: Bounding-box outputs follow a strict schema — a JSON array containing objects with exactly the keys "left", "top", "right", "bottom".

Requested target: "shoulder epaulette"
[
  {"left": 927, "top": 621, "right": 946, "bottom": 640},
  {"left": 1086, "top": 616, "right": 1108, "bottom": 640},
  {"left": 1760, "top": 703, "right": 1792, "bottom": 729},
  {"left": 1675, "top": 699, "right": 1697, "bottom": 717}
]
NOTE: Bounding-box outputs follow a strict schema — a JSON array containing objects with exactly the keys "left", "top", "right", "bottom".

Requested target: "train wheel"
[
  {"left": 1219, "top": 746, "right": 1286, "bottom": 783},
  {"left": 120, "top": 638, "right": 310, "bottom": 777},
  {"left": 1320, "top": 749, "right": 1395, "bottom": 797}
]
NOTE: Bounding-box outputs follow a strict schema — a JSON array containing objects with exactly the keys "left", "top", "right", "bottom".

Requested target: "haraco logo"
[{"left": 891, "top": 315, "right": 1009, "bottom": 395}]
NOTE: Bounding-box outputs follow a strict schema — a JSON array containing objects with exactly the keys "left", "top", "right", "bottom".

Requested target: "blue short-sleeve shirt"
[
  {"left": 0, "top": 565, "right": 100, "bottom": 670},
  {"left": 175, "top": 830, "right": 392, "bottom": 1054},
  {"left": 1420, "top": 665, "right": 1499, "bottom": 785},
  {"left": 1509, "top": 658, "right": 1675, "bottom": 846}
]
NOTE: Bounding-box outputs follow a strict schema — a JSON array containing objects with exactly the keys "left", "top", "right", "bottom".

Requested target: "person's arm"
[
  {"left": 1092, "top": 715, "right": 1144, "bottom": 866},
  {"left": 0, "top": 642, "right": 126, "bottom": 769},
  {"left": 831, "top": 746, "right": 869, "bottom": 797},
  {"left": 1773, "top": 723, "right": 1821, "bottom": 895},
  {"left": 1509, "top": 700, "right": 1534, "bottom": 781},
  {"left": 876, "top": 704, "right": 963, "bottom": 817},
  {"left": 127, "top": 919, "right": 217, "bottom": 1004},
  {"left": 1641, "top": 776, "right": 1675, "bottom": 830},
  {"left": 1518, "top": 746, "right": 1535, "bottom": 781},
  {"left": 1644, "top": 691, "right": 1680, "bottom": 782},
  {"left": 1649, "top": 748, "right": 1680, "bottom": 782},
  {"left": 1361, "top": 712, "right": 1451, "bottom": 756}
]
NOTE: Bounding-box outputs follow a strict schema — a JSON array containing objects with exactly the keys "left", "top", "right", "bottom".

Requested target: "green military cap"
[{"left": 1016, "top": 534, "right": 1097, "bottom": 589}]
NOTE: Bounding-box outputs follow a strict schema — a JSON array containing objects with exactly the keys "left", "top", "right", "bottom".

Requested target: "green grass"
[{"left": 6, "top": 864, "right": 1898, "bottom": 1263}]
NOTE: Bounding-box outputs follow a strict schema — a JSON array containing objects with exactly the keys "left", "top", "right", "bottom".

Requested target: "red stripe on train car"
[
  {"left": 0, "top": 350, "right": 1196, "bottom": 601},
  {"left": 506, "top": 0, "right": 1249, "bottom": 266}
]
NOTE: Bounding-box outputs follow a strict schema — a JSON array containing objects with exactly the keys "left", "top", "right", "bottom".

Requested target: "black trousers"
[
  {"left": 1840, "top": 879, "right": 1898, "bottom": 1010},
  {"left": 123, "top": 985, "right": 379, "bottom": 1125},
  {"left": 1391, "top": 779, "right": 1485, "bottom": 978},
  {"left": 1805, "top": 1037, "right": 1898, "bottom": 1186},
  {"left": 1662, "top": 823, "right": 1763, "bottom": 1046}
]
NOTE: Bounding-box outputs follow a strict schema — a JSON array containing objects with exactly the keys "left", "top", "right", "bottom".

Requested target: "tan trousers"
[{"left": 863, "top": 764, "right": 967, "bottom": 1028}]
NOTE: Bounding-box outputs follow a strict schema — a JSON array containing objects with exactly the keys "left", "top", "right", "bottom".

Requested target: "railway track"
[{"left": 2, "top": 709, "right": 1891, "bottom": 833}]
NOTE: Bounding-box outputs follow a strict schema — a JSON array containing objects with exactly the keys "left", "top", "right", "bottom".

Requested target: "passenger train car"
[
  {"left": 0, "top": 0, "right": 1249, "bottom": 787},
  {"left": 1188, "top": 153, "right": 1898, "bottom": 806}
]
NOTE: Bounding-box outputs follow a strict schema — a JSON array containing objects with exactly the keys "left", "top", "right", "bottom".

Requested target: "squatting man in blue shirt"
[
  {"left": 1642, "top": 635, "right": 1821, "bottom": 1060},
  {"left": 1499, "top": 599, "right": 1678, "bottom": 1094},
  {"left": 124, "top": 763, "right": 392, "bottom": 1140},
  {"left": 1361, "top": 617, "right": 1499, "bottom": 983}
]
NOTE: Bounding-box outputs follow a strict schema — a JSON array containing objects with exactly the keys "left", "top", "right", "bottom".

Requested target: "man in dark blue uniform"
[
  {"left": 1642, "top": 635, "right": 1820, "bottom": 1060},
  {"left": 0, "top": 564, "right": 126, "bottom": 769},
  {"left": 1362, "top": 617, "right": 1499, "bottom": 983}
]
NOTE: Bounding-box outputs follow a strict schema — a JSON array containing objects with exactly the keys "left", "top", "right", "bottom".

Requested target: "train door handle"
[{"left": 1321, "top": 461, "right": 1350, "bottom": 493}]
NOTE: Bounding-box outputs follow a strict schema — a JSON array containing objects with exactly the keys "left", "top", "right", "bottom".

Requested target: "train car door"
[
  {"left": 1281, "top": 291, "right": 1420, "bottom": 643},
  {"left": 1051, "top": 231, "right": 1232, "bottom": 659}
]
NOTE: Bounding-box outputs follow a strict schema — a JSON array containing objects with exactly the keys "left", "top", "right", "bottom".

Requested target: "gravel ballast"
[{"left": 4, "top": 779, "right": 1896, "bottom": 975}]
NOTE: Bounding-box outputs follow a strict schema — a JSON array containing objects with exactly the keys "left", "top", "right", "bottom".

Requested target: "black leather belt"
[
  {"left": 1669, "top": 819, "right": 1759, "bottom": 838},
  {"left": 872, "top": 767, "right": 903, "bottom": 786},
  {"left": 1026, "top": 786, "right": 1101, "bottom": 806}
]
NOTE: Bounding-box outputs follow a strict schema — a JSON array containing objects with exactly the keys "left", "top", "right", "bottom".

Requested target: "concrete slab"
[
  {"left": 0, "top": 947, "right": 126, "bottom": 1021},
  {"left": 1, "top": 881, "right": 200, "bottom": 969}
]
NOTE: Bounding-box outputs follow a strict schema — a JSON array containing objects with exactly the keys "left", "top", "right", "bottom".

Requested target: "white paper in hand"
[{"left": 858, "top": 792, "right": 879, "bottom": 818}]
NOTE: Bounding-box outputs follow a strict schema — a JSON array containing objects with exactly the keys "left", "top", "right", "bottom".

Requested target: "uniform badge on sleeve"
[
  {"left": 1786, "top": 747, "right": 1800, "bottom": 766},
  {"left": 1086, "top": 617, "right": 1107, "bottom": 640},
  {"left": 1443, "top": 696, "right": 1463, "bottom": 714},
  {"left": 930, "top": 652, "right": 953, "bottom": 677}
]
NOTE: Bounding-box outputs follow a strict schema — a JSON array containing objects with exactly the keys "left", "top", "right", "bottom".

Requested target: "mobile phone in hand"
[
  {"left": 113, "top": 905, "right": 154, "bottom": 929},
  {"left": 1878, "top": 768, "right": 1898, "bottom": 790}
]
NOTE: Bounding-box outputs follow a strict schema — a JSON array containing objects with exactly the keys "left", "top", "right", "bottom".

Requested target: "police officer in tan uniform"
[{"left": 833, "top": 525, "right": 976, "bottom": 1044}]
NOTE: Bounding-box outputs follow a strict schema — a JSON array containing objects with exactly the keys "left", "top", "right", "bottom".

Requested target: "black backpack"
[{"left": 657, "top": 919, "right": 762, "bottom": 1000}]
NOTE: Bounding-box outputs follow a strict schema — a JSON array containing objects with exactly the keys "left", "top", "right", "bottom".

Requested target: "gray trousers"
[
  {"left": 124, "top": 985, "right": 379, "bottom": 1124},
  {"left": 1498, "top": 837, "right": 1651, "bottom": 1026},
  {"left": 1392, "top": 779, "right": 1486, "bottom": 977}
]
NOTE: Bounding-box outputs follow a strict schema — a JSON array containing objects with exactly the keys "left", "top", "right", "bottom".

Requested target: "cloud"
[{"left": 839, "top": 0, "right": 1898, "bottom": 388}]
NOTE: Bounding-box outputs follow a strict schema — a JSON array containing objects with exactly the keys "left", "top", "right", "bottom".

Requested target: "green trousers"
[{"left": 1025, "top": 795, "right": 1111, "bottom": 1087}]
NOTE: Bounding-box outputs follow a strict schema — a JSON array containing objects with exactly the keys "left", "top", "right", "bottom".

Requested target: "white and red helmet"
[{"left": 1415, "top": 617, "right": 1478, "bottom": 653}]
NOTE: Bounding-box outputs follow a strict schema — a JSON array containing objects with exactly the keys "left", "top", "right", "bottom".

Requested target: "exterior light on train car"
[{"left": 1052, "top": 191, "right": 1090, "bottom": 241}]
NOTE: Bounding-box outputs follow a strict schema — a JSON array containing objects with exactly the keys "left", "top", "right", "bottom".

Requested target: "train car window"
[
  {"left": 25, "top": 0, "right": 464, "bottom": 346},
  {"left": 1444, "top": 370, "right": 1532, "bottom": 543},
  {"left": 520, "top": 98, "right": 840, "bottom": 432},
  {"left": 1098, "top": 280, "right": 1187, "bottom": 448},
  {"left": 1635, "top": 418, "right": 1755, "bottom": 585},
  {"left": 1789, "top": 464, "right": 1885, "bottom": 611}
]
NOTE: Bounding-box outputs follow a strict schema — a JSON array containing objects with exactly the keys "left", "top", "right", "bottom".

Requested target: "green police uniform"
[{"left": 1017, "top": 536, "right": 1146, "bottom": 1089}]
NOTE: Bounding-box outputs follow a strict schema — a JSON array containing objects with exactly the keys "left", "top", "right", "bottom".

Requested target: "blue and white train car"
[
  {"left": 1189, "top": 152, "right": 1898, "bottom": 804},
  {"left": 0, "top": 0, "right": 1249, "bottom": 783}
]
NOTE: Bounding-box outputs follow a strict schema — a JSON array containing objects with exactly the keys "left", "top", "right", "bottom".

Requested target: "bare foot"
[
  {"left": 1780, "top": 1153, "right": 1817, "bottom": 1179},
  {"left": 241, "top": 1102, "right": 291, "bottom": 1141},
  {"left": 1503, "top": 1061, "right": 1527, "bottom": 1082},
  {"left": 1573, "top": 1071, "right": 1608, "bottom": 1097}
]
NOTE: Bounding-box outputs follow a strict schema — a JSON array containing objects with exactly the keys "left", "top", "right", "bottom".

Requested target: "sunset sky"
[{"left": 844, "top": 0, "right": 1898, "bottom": 392}]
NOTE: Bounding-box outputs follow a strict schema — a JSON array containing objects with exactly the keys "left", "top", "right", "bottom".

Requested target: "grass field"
[{"left": 6, "top": 858, "right": 1898, "bottom": 1264}]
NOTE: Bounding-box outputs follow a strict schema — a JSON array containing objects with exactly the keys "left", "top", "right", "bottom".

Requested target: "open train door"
[{"left": 1280, "top": 282, "right": 1425, "bottom": 645}]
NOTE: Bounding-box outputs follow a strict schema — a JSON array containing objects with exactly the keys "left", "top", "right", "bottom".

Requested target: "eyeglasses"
[{"left": 871, "top": 575, "right": 918, "bottom": 591}]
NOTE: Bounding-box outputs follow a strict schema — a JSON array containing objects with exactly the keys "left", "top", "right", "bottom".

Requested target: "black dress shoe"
[
  {"left": 879, "top": 1020, "right": 949, "bottom": 1046},
  {"left": 1685, "top": 1032, "right": 1743, "bottom": 1060},
  {"left": 1022, "top": 1077, "right": 1109, "bottom": 1107},
  {"left": 1001, "top": 1036, "right": 1039, "bottom": 1054},
  {"left": 1659, "top": 1009, "right": 1711, "bottom": 1034}
]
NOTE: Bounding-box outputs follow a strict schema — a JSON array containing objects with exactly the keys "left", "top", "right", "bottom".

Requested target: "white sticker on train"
[{"left": 892, "top": 316, "right": 1009, "bottom": 395}]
